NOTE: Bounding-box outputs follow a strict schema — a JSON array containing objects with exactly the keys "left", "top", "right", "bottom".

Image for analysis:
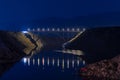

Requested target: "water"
[{"left": 1, "top": 51, "right": 85, "bottom": 80}]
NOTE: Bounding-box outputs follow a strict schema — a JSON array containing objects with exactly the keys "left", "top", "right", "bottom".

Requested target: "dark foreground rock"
[
  {"left": 80, "top": 55, "right": 120, "bottom": 80},
  {"left": 0, "top": 31, "right": 42, "bottom": 76},
  {"left": 65, "top": 27, "right": 120, "bottom": 63}
]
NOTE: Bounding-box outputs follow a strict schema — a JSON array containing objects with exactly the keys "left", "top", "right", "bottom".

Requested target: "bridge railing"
[{"left": 27, "top": 28, "right": 86, "bottom": 32}]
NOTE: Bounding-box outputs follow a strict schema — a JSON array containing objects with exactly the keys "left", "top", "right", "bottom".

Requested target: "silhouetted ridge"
[{"left": 65, "top": 27, "right": 120, "bottom": 63}]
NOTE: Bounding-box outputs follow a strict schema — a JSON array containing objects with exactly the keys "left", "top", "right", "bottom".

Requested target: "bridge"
[
  {"left": 26, "top": 27, "right": 86, "bottom": 32},
  {"left": 22, "top": 27, "right": 86, "bottom": 51}
]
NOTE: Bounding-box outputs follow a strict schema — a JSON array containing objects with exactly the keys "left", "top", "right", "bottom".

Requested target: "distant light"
[
  {"left": 57, "top": 28, "right": 60, "bottom": 32},
  {"left": 37, "top": 28, "right": 40, "bottom": 31},
  {"left": 83, "top": 28, "right": 86, "bottom": 31},
  {"left": 52, "top": 28, "right": 55, "bottom": 31},
  {"left": 67, "top": 28, "right": 70, "bottom": 31},
  {"left": 62, "top": 28, "right": 65, "bottom": 31},
  {"left": 42, "top": 28, "right": 45, "bottom": 32},
  {"left": 47, "top": 28, "right": 50, "bottom": 31},
  {"left": 33, "top": 29, "right": 35, "bottom": 31},
  {"left": 27, "top": 28, "right": 30, "bottom": 31},
  {"left": 22, "top": 31, "right": 28, "bottom": 34},
  {"left": 77, "top": 28, "right": 80, "bottom": 32},
  {"left": 72, "top": 28, "right": 75, "bottom": 32}
]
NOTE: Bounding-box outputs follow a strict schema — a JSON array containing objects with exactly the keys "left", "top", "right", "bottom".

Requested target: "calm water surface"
[{"left": 1, "top": 51, "right": 85, "bottom": 80}]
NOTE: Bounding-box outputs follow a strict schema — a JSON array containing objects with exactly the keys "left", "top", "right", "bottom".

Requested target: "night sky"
[{"left": 0, "top": 0, "right": 120, "bottom": 30}]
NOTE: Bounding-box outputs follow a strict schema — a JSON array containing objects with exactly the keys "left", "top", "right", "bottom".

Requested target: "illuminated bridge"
[
  {"left": 26, "top": 27, "right": 86, "bottom": 32},
  {"left": 23, "top": 27, "right": 86, "bottom": 50},
  {"left": 25, "top": 27, "right": 86, "bottom": 42}
]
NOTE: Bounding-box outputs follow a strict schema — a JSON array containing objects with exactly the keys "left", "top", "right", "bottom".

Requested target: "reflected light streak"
[
  {"left": 52, "top": 58, "right": 55, "bottom": 66},
  {"left": 57, "top": 58, "right": 60, "bottom": 67},
  {"left": 42, "top": 57, "right": 45, "bottom": 66},
  {"left": 67, "top": 59, "right": 70, "bottom": 69},
  {"left": 83, "top": 60, "right": 85, "bottom": 65},
  {"left": 62, "top": 59, "right": 65, "bottom": 70},
  {"left": 38, "top": 58, "right": 40, "bottom": 66},
  {"left": 47, "top": 57, "right": 50, "bottom": 66},
  {"left": 28, "top": 58, "right": 30, "bottom": 66},
  {"left": 72, "top": 59, "right": 75, "bottom": 68},
  {"left": 33, "top": 58, "right": 35, "bottom": 65},
  {"left": 77, "top": 60, "right": 80, "bottom": 66}
]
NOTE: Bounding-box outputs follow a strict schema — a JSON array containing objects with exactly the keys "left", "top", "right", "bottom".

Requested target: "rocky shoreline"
[{"left": 80, "top": 55, "right": 120, "bottom": 79}]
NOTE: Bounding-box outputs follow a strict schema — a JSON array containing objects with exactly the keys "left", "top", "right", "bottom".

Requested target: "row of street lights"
[{"left": 27, "top": 28, "right": 86, "bottom": 32}]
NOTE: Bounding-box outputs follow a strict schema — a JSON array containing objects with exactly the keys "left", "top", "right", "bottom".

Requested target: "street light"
[
  {"left": 57, "top": 28, "right": 60, "bottom": 32},
  {"left": 67, "top": 28, "right": 70, "bottom": 32},
  {"left": 62, "top": 28, "right": 65, "bottom": 32},
  {"left": 37, "top": 28, "right": 40, "bottom": 31},
  {"left": 72, "top": 28, "right": 75, "bottom": 32},
  {"left": 52, "top": 28, "right": 55, "bottom": 31},
  {"left": 33, "top": 28, "right": 35, "bottom": 32},
  {"left": 77, "top": 28, "right": 80, "bottom": 32},
  {"left": 47, "top": 28, "right": 50, "bottom": 31},
  {"left": 22, "top": 31, "right": 28, "bottom": 34},
  {"left": 42, "top": 28, "right": 45, "bottom": 32},
  {"left": 27, "top": 28, "right": 30, "bottom": 31}
]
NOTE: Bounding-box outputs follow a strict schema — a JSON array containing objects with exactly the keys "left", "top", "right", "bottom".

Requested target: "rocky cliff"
[
  {"left": 65, "top": 27, "right": 120, "bottom": 62},
  {"left": 0, "top": 31, "right": 42, "bottom": 76}
]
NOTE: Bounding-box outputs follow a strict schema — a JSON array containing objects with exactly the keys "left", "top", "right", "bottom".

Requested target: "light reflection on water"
[
  {"left": 19, "top": 51, "right": 86, "bottom": 80},
  {"left": 22, "top": 55, "right": 85, "bottom": 70},
  {"left": 1, "top": 51, "right": 85, "bottom": 80}
]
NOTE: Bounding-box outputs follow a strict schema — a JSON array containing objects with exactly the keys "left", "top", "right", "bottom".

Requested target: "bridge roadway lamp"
[
  {"left": 27, "top": 28, "right": 30, "bottom": 31},
  {"left": 37, "top": 28, "right": 40, "bottom": 31},
  {"left": 22, "top": 31, "right": 29, "bottom": 34},
  {"left": 67, "top": 28, "right": 70, "bottom": 32},
  {"left": 57, "top": 28, "right": 60, "bottom": 32}
]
